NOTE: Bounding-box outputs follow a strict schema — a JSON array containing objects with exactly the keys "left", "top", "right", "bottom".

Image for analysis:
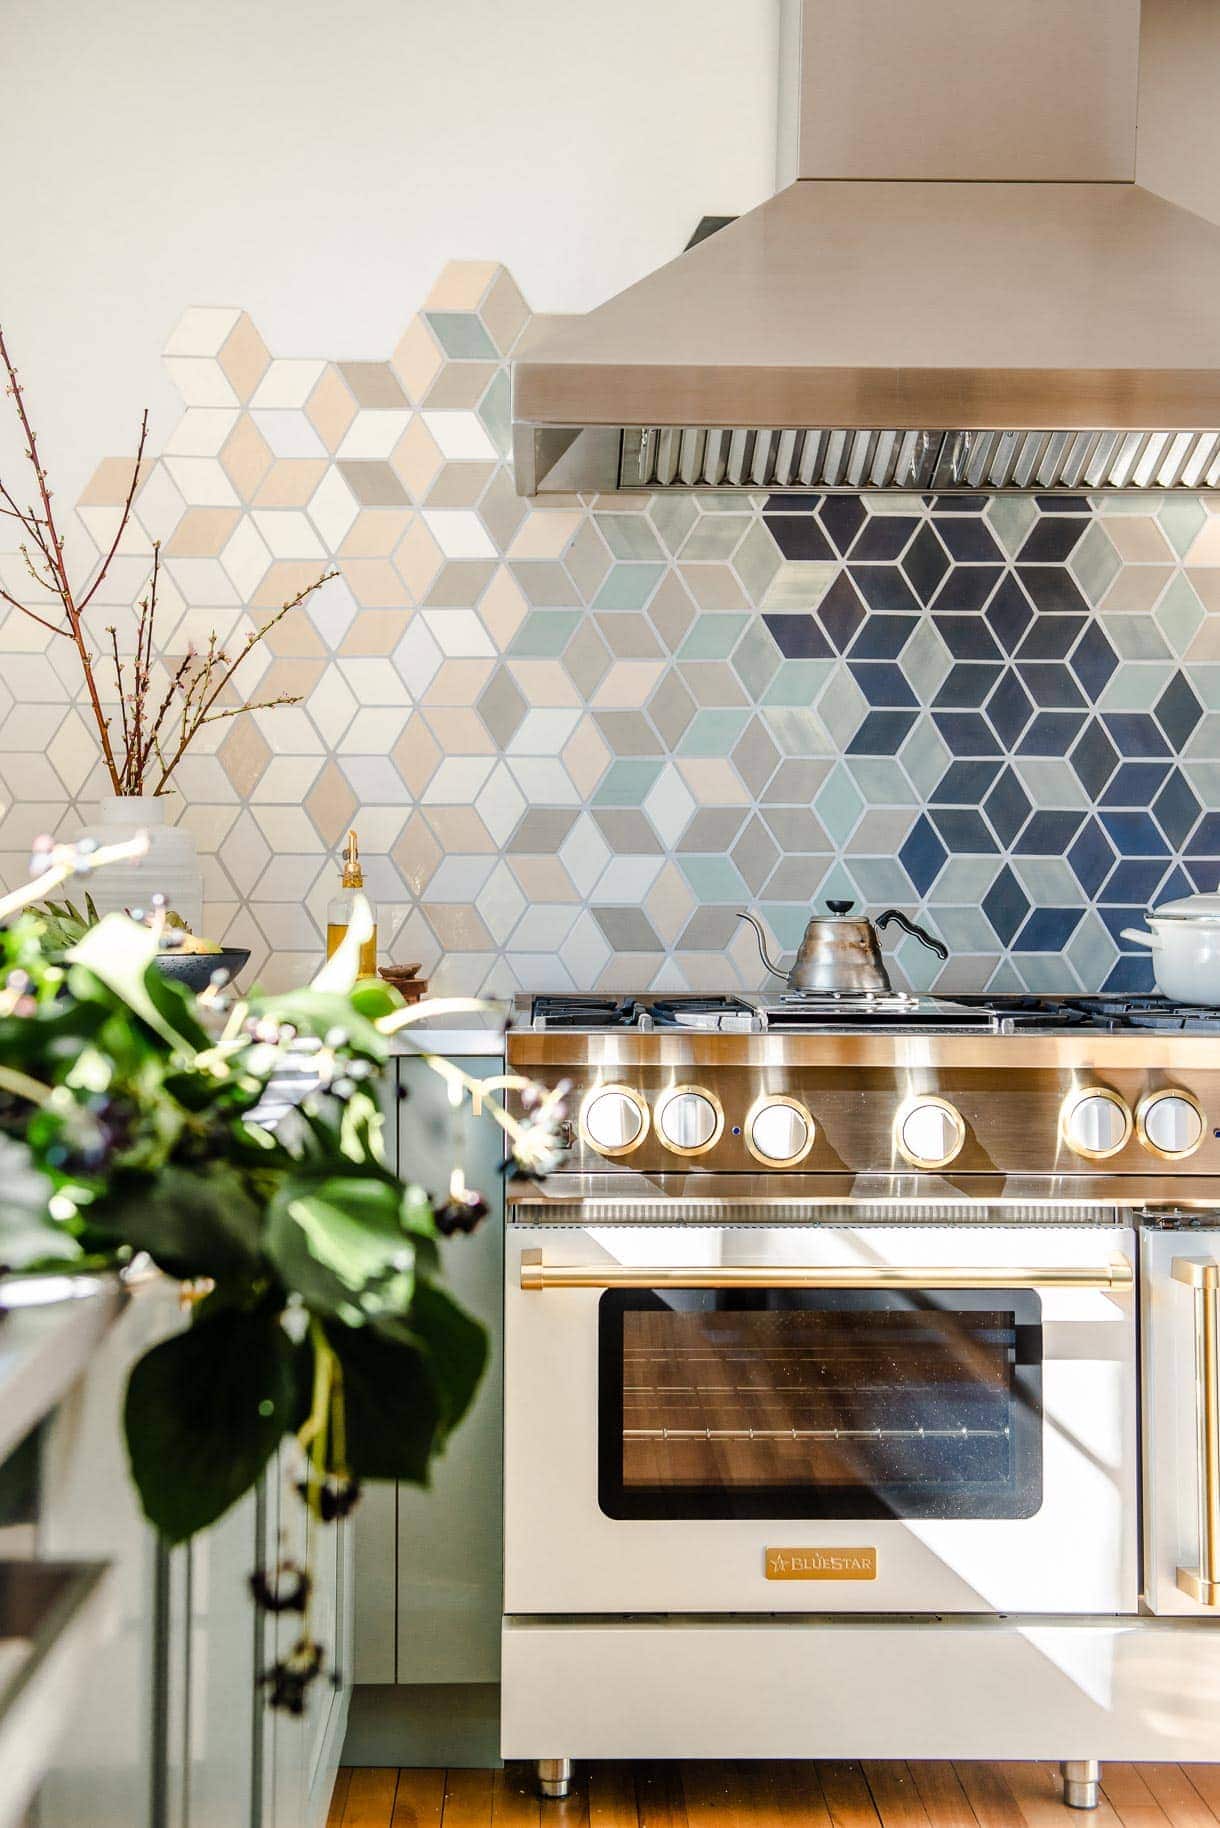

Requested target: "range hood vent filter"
[{"left": 618, "top": 426, "right": 1220, "bottom": 494}]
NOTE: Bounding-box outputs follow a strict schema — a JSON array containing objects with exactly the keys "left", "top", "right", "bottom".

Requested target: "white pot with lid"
[{"left": 1121, "top": 891, "right": 1220, "bottom": 1005}]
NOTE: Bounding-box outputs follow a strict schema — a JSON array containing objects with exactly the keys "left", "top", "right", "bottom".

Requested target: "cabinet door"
[
  {"left": 36, "top": 1283, "right": 181, "bottom": 1828},
  {"left": 394, "top": 1054, "right": 505, "bottom": 1684}
]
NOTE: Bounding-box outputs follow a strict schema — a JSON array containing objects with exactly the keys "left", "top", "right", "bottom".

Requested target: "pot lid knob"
[{"left": 826, "top": 899, "right": 854, "bottom": 915}]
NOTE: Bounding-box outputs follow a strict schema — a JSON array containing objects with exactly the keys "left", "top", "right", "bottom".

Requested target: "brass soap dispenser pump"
[{"left": 325, "top": 828, "right": 378, "bottom": 977}]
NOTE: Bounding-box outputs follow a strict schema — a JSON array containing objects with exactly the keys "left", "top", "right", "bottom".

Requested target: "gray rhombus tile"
[
  {"left": 679, "top": 516, "right": 749, "bottom": 562},
  {"left": 593, "top": 709, "right": 663, "bottom": 756},
  {"left": 563, "top": 519, "right": 613, "bottom": 604},
  {"left": 591, "top": 905, "right": 664, "bottom": 951},
  {"left": 732, "top": 520, "right": 783, "bottom": 600},
  {"left": 591, "top": 808, "right": 663, "bottom": 853},
  {"left": 648, "top": 571, "right": 699, "bottom": 652},
  {"left": 649, "top": 669, "right": 697, "bottom": 748},
  {"left": 477, "top": 666, "right": 527, "bottom": 748},
  {"left": 595, "top": 513, "right": 664, "bottom": 562},
  {"left": 849, "top": 857, "right": 917, "bottom": 903},
  {"left": 510, "top": 559, "right": 577, "bottom": 608},
  {"left": 732, "top": 814, "right": 781, "bottom": 893},
  {"left": 563, "top": 621, "right": 611, "bottom": 697},
  {"left": 595, "top": 611, "right": 662, "bottom": 660},
  {"left": 731, "top": 716, "right": 782, "bottom": 796},
  {"left": 648, "top": 494, "right": 699, "bottom": 556}
]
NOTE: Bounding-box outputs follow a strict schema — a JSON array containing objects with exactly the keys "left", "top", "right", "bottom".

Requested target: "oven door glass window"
[{"left": 598, "top": 1289, "right": 1042, "bottom": 1520}]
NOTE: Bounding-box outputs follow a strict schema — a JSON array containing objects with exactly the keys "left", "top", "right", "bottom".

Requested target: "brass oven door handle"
[
  {"left": 519, "top": 1250, "right": 1133, "bottom": 1292},
  {"left": 1173, "top": 1257, "right": 1220, "bottom": 1607}
]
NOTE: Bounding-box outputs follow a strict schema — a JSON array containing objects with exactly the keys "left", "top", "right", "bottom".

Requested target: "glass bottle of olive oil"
[{"left": 325, "top": 828, "right": 378, "bottom": 977}]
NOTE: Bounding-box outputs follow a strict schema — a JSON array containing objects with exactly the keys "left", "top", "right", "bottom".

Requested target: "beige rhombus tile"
[
  {"left": 478, "top": 269, "right": 530, "bottom": 356},
  {"left": 250, "top": 558, "right": 329, "bottom": 612},
  {"left": 425, "top": 260, "right": 499, "bottom": 311},
  {"left": 339, "top": 509, "right": 413, "bottom": 560},
  {"left": 425, "top": 902, "right": 495, "bottom": 951},
  {"left": 218, "top": 313, "right": 271, "bottom": 403},
  {"left": 479, "top": 566, "right": 528, "bottom": 649},
  {"left": 592, "top": 660, "right": 666, "bottom": 707},
  {"left": 679, "top": 563, "right": 749, "bottom": 612},
  {"left": 424, "top": 706, "right": 494, "bottom": 754},
  {"left": 391, "top": 811, "right": 443, "bottom": 895},
  {"left": 391, "top": 717, "right": 442, "bottom": 796},
  {"left": 339, "top": 559, "right": 411, "bottom": 609},
  {"left": 337, "top": 361, "right": 408, "bottom": 410},
  {"left": 249, "top": 805, "right": 323, "bottom": 852},
  {"left": 561, "top": 714, "right": 612, "bottom": 797},
  {"left": 1104, "top": 515, "right": 1173, "bottom": 563},
  {"left": 425, "top": 461, "right": 498, "bottom": 510},
  {"left": 645, "top": 862, "right": 697, "bottom": 946},
  {"left": 423, "top": 804, "right": 495, "bottom": 852},
  {"left": 1187, "top": 567, "right": 1220, "bottom": 613},
  {"left": 507, "top": 660, "right": 580, "bottom": 706},
  {"left": 509, "top": 511, "right": 583, "bottom": 560},
  {"left": 677, "top": 757, "right": 750, "bottom": 804},
  {"left": 253, "top": 459, "right": 329, "bottom": 509},
  {"left": 220, "top": 415, "right": 275, "bottom": 501},
  {"left": 78, "top": 456, "right": 152, "bottom": 507},
  {"left": 302, "top": 759, "right": 357, "bottom": 845},
  {"left": 422, "top": 658, "right": 494, "bottom": 705},
  {"left": 509, "top": 856, "right": 579, "bottom": 903},
  {"left": 164, "top": 506, "right": 242, "bottom": 558},
  {"left": 393, "top": 517, "right": 444, "bottom": 598},
  {"left": 390, "top": 317, "right": 444, "bottom": 402},
  {"left": 423, "top": 362, "right": 497, "bottom": 411},
  {"left": 218, "top": 716, "right": 273, "bottom": 796},
  {"left": 337, "top": 609, "right": 411, "bottom": 657},
  {"left": 392, "top": 418, "right": 445, "bottom": 501},
  {"left": 305, "top": 365, "right": 358, "bottom": 452},
  {"left": 1186, "top": 516, "right": 1220, "bottom": 565},
  {"left": 1099, "top": 566, "right": 1173, "bottom": 614}
]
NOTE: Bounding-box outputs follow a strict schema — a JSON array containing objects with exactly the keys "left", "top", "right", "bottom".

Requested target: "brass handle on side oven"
[
  {"left": 518, "top": 1250, "right": 1133, "bottom": 1292},
  {"left": 1173, "top": 1258, "right": 1220, "bottom": 1607}
]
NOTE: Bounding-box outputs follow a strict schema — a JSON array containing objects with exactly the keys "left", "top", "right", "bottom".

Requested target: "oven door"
[
  {"left": 1142, "top": 1223, "right": 1220, "bottom": 1615},
  {"left": 504, "top": 1223, "right": 1137, "bottom": 1616}
]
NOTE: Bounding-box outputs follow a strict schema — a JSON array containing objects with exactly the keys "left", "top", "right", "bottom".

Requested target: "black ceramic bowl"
[{"left": 153, "top": 947, "right": 251, "bottom": 993}]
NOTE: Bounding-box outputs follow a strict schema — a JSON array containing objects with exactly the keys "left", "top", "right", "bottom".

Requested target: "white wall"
[
  {"left": 3, "top": 0, "right": 779, "bottom": 499},
  {"left": 1136, "top": 0, "right": 1220, "bottom": 229}
]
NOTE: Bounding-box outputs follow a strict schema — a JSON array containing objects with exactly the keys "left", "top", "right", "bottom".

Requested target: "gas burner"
[
  {"left": 529, "top": 996, "right": 639, "bottom": 1030},
  {"left": 646, "top": 997, "right": 759, "bottom": 1032},
  {"left": 956, "top": 994, "right": 1220, "bottom": 1033},
  {"left": 761, "top": 992, "right": 998, "bottom": 1030}
]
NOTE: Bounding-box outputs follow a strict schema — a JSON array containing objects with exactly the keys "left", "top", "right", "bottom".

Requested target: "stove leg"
[
  {"left": 1061, "top": 1762, "right": 1101, "bottom": 1809},
  {"left": 537, "top": 1760, "right": 574, "bottom": 1801}
]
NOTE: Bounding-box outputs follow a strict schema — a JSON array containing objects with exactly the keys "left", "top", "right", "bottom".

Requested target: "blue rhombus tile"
[
  {"left": 1017, "top": 663, "right": 1086, "bottom": 710},
  {"left": 1015, "top": 810, "right": 1086, "bottom": 854},
  {"left": 1100, "top": 809, "right": 1171, "bottom": 855},
  {"left": 1013, "top": 906, "right": 1084, "bottom": 951},
  {"left": 1067, "top": 818, "right": 1117, "bottom": 898},
  {"left": 1186, "top": 812, "right": 1220, "bottom": 857},
  {"left": 1098, "top": 858, "right": 1173, "bottom": 904},
  {"left": 933, "top": 710, "right": 1003, "bottom": 756},
  {"left": 816, "top": 574, "right": 868, "bottom": 651},
  {"left": 935, "top": 662, "right": 1003, "bottom": 709},
  {"left": 985, "top": 671, "right": 1036, "bottom": 747},
  {"left": 1069, "top": 719, "right": 1120, "bottom": 797},
  {"left": 932, "top": 758, "right": 1003, "bottom": 803},
  {"left": 849, "top": 660, "right": 919, "bottom": 706},
  {"left": 984, "top": 767, "right": 1033, "bottom": 846},
  {"left": 849, "top": 515, "right": 918, "bottom": 560},
  {"left": 849, "top": 564, "right": 922, "bottom": 614},
  {"left": 1017, "top": 518, "right": 1088, "bottom": 562},
  {"left": 985, "top": 575, "right": 1035, "bottom": 652},
  {"left": 1155, "top": 672, "right": 1204, "bottom": 748},
  {"left": 1103, "top": 713, "right": 1172, "bottom": 759},
  {"left": 818, "top": 495, "right": 866, "bottom": 553},
  {"left": 898, "top": 814, "right": 948, "bottom": 895},
  {"left": 1017, "top": 565, "right": 1090, "bottom": 615},
  {"left": 1101, "top": 762, "right": 1172, "bottom": 806},
  {"left": 762, "top": 515, "right": 835, "bottom": 561},
  {"left": 1103, "top": 954, "right": 1157, "bottom": 993},
  {"left": 929, "top": 566, "right": 1003, "bottom": 614},
  {"left": 934, "top": 515, "right": 1003, "bottom": 562},
  {"left": 847, "top": 709, "right": 919, "bottom": 754},
  {"left": 849, "top": 613, "right": 918, "bottom": 659},
  {"left": 1017, "top": 711, "right": 1086, "bottom": 756},
  {"left": 929, "top": 808, "right": 997, "bottom": 853},
  {"left": 902, "top": 525, "right": 950, "bottom": 605},
  {"left": 933, "top": 614, "right": 1003, "bottom": 660},
  {"left": 982, "top": 865, "right": 1031, "bottom": 945},
  {"left": 1069, "top": 622, "right": 1119, "bottom": 696},
  {"left": 1017, "top": 615, "right": 1085, "bottom": 660},
  {"left": 1153, "top": 769, "right": 1202, "bottom": 848}
]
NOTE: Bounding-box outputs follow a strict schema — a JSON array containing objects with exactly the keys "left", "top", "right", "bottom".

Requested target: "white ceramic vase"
[{"left": 76, "top": 795, "right": 204, "bottom": 935}]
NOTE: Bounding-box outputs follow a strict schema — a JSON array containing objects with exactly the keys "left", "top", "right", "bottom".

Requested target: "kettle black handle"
[{"left": 876, "top": 908, "right": 949, "bottom": 961}]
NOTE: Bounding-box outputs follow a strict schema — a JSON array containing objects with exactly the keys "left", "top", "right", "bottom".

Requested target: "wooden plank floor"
[{"left": 328, "top": 1765, "right": 1220, "bottom": 1828}]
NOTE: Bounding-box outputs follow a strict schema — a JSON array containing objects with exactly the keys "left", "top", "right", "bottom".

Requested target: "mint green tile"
[
  {"left": 852, "top": 858, "right": 916, "bottom": 902},
  {"left": 593, "top": 758, "right": 664, "bottom": 804},
  {"left": 595, "top": 514, "right": 663, "bottom": 561},
  {"left": 762, "top": 659, "right": 834, "bottom": 706},
  {"left": 1159, "top": 494, "right": 1208, "bottom": 558},
  {"left": 762, "top": 903, "right": 816, "bottom": 949},
  {"left": 679, "top": 855, "right": 748, "bottom": 902},
  {"left": 934, "top": 857, "right": 1007, "bottom": 903},
  {"left": 680, "top": 516, "right": 748, "bottom": 561},
  {"left": 1099, "top": 662, "right": 1175, "bottom": 710},
  {"left": 731, "top": 622, "right": 782, "bottom": 698},
  {"left": 1189, "top": 665, "right": 1220, "bottom": 711},
  {"left": 732, "top": 520, "right": 782, "bottom": 600},
  {"left": 508, "top": 610, "right": 582, "bottom": 656},
  {"left": 899, "top": 714, "right": 951, "bottom": 797},
  {"left": 699, "top": 491, "right": 751, "bottom": 511},
  {"left": 816, "top": 861, "right": 862, "bottom": 907},
  {"left": 817, "top": 665, "right": 868, "bottom": 749},
  {"left": 848, "top": 757, "right": 919, "bottom": 805},
  {"left": 762, "top": 561, "right": 839, "bottom": 612},
  {"left": 761, "top": 706, "right": 832, "bottom": 756},
  {"left": 866, "top": 493, "right": 925, "bottom": 515},
  {"left": 648, "top": 495, "right": 698, "bottom": 556},
  {"left": 986, "top": 495, "right": 1037, "bottom": 557},
  {"left": 592, "top": 563, "right": 665, "bottom": 611},
  {"left": 1186, "top": 713, "right": 1220, "bottom": 759},
  {"left": 1069, "top": 521, "right": 1121, "bottom": 607},
  {"left": 477, "top": 369, "right": 510, "bottom": 455},
  {"left": 1155, "top": 572, "right": 1207, "bottom": 655},
  {"left": 425, "top": 311, "right": 498, "bottom": 360},
  {"left": 899, "top": 620, "right": 952, "bottom": 700},
  {"left": 677, "top": 708, "right": 752, "bottom": 755},
  {"left": 678, "top": 614, "right": 749, "bottom": 660},
  {"left": 894, "top": 929, "right": 944, "bottom": 992},
  {"left": 1101, "top": 615, "right": 1171, "bottom": 661},
  {"left": 814, "top": 764, "right": 865, "bottom": 844},
  {"left": 1100, "top": 491, "right": 1154, "bottom": 514}
]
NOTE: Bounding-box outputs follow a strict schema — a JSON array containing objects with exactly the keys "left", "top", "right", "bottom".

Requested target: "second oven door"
[{"left": 504, "top": 1224, "right": 1138, "bottom": 1616}]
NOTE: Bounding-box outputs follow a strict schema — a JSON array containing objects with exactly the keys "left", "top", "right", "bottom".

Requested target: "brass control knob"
[
  {"left": 1136, "top": 1089, "right": 1205, "bottom": 1160},
  {"left": 1060, "top": 1086, "right": 1132, "bottom": 1160},
  {"left": 654, "top": 1085, "right": 724, "bottom": 1156},
  {"left": 746, "top": 1096, "right": 815, "bottom": 1167},
  {"left": 580, "top": 1084, "right": 649, "bottom": 1157},
  {"left": 895, "top": 1096, "right": 966, "bottom": 1170}
]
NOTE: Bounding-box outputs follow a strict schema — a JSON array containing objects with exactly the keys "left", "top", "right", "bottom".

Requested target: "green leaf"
[
  {"left": 265, "top": 1173, "right": 417, "bottom": 1322},
  {"left": 242, "top": 989, "right": 387, "bottom": 1063},
  {"left": 326, "top": 1320, "right": 441, "bottom": 1484},
  {"left": 125, "top": 1306, "right": 302, "bottom": 1542},
  {"left": 66, "top": 915, "right": 207, "bottom": 1051},
  {"left": 399, "top": 1279, "right": 487, "bottom": 1435},
  {"left": 90, "top": 1163, "right": 264, "bottom": 1279}
]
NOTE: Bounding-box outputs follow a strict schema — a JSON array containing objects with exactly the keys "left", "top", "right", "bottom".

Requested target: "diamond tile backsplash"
[{"left": 4, "top": 260, "right": 1220, "bottom": 995}]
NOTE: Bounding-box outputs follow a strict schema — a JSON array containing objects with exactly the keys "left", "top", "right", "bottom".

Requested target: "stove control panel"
[{"left": 550, "top": 1066, "right": 1220, "bottom": 1174}]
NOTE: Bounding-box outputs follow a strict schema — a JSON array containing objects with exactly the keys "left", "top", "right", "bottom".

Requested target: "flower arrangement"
[
  {"left": 0, "top": 835, "right": 569, "bottom": 1708},
  {"left": 0, "top": 323, "right": 330, "bottom": 796}
]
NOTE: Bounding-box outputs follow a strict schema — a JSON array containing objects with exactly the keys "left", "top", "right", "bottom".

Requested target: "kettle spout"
[{"left": 736, "top": 910, "right": 790, "bottom": 981}]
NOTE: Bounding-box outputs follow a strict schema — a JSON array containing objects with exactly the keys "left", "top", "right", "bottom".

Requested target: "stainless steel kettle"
[{"left": 737, "top": 899, "right": 948, "bottom": 996}]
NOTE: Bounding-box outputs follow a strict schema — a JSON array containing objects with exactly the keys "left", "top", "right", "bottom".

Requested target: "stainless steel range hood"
[{"left": 513, "top": 2, "right": 1220, "bottom": 496}]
